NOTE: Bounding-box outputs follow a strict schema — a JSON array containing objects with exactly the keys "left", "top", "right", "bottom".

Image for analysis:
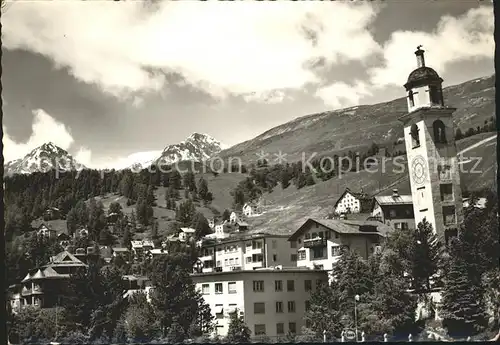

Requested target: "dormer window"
[
  {"left": 433, "top": 120, "right": 447, "bottom": 144},
  {"left": 410, "top": 124, "right": 420, "bottom": 148}
]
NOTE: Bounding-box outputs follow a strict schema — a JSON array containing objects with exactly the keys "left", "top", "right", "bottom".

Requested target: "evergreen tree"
[
  {"left": 412, "top": 219, "right": 442, "bottom": 291},
  {"left": 66, "top": 208, "right": 79, "bottom": 236},
  {"left": 197, "top": 177, "right": 210, "bottom": 202},
  {"left": 226, "top": 309, "right": 251, "bottom": 343},
  {"left": 124, "top": 292, "right": 158, "bottom": 342},
  {"left": 440, "top": 238, "right": 488, "bottom": 337},
  {"left": 149, "top": 254, "right": 213, "bottom": 337},
  {"left": 364, "top": 250, "right": 417, "bottom": 339},
  {"left": 304, "top": 282, "right": 343, "bottom": 339},
  {"left": 222, "top": 209, "right": 231, "bottom": 222},
  {"left": 176, "top": 200, "right": 196, "bottom": 226},
  {"left": 280, "top": 169, "right": 291, "bottom": 189},
  {"left": 191, "top": 212, "right": 211, "bottom": 239},
  {"left": 108, "top": 202, "right": 123, "bottom": 217},
  {"left": 146, "top": 185, "right": 156, "bottom": 206},
  {"left": 166, "top": 320, "right": 185, "bottom": 344},
  {"left": 121, "top": 228, "right": 132, "bottom": 249}
]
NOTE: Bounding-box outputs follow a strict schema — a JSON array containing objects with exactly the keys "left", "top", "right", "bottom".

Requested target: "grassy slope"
[{"left": 219, "top": 76, "right": 495, "bottom": 164}]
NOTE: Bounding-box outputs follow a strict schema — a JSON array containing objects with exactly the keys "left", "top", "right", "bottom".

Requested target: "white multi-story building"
[
  {"left": 333, "top": 188, "right": 372, "bottom": 215},
  {"left": 192, "top": 267, "right": 328, "bottom": 338},
  {"left": 288, "top": 218, "right": 392, "bottom": 273},
  {"left": 194, "top": 233, "right": 297, "bottom": 274}
]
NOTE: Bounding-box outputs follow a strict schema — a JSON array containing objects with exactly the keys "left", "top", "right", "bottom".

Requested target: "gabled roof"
[
  {"left": 46, "top": 250, "right": 87, "bottom": 268},
  {"left": 236, "top": 221, "right": 249, "bottom": 227},
  {"left": 288, "top": 218, "right": 389, "bottom": 241},
  {"left": 373, "top": 195, "right": 413, "bottom": 206},
  {"left": 333, "top": 188, "right": 372, "bottom": 209}
]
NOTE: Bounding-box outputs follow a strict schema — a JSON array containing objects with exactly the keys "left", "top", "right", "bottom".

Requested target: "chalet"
[
  {"left": 43, "top": 207, "right": 61, "bottom": 221},
  {"left": 57, "top": 233, "right": 71, "bottom": 248},
  {"left": 242, "top": 202, "right": 261, "bottom": 217},
  {"left": 17, "top": 251, "right": 87, "bottom": 309},
  {"left": 37, "top": 223, "right": 57, "bottom": 239},
  {"left": 288, "top": 218, "right": 393, "bottom": 272},
  {"left": 235, "top": 221, "right": 249, "bottom": 232},
  {"left": 131, "top": 240, "right": 155, "bottom": 258},
  {"left": 147, "top": 248, "right": 169, "bottom": 259},
  {"left": 229, "top": 211, "right": 243, "bottom": 224},
  {"left": 214, "top": 221, "right": 232, "bottom": 238},
  {"left": 122, "top": 275, "right": 153, "bottom": 301},
  {"left": 371, "top": 189, "right": 415, "bottom": 230},
  {"left": 179, "top": 227, "right": 196, "bottom": 242},
  {"left": 208, "top": 217, "right": 216, "bottom": 229},
  {"left": 333, "top": 188, "right": 372, "bottom": 215},
  {"left": 112, "top": 247, "right": 130, "bottom": 257}
]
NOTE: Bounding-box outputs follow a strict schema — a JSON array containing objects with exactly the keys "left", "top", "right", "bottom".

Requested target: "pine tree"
[
  {"left": 280, "top": 168, "right": 291, "bottom": 189},
  {"left": 191, "top": 212, "right": 211, "bottom": 239},
  {"left": 440, "top": 238, "right": 488, "bottom": 337},
  {"left": 304, "top": 282, "right": 343, "bottom": 339},
  {"left": 197, "top": 177, "right": 210, "bottom": 202},
  {"left": 412, "top": 218, "right": 442, "bottom": 291},
  {"left": 124, "top": 292, "right": 158, "bottom": 342},
  {"left": 222, "top": 209, "right": 231, "bottom": 222},
  {"left": 226, "top": 309, "right": 251, "bottom": 343},
  {"left": 176, "top": 200, "right": 196, "bottom": 226},
  {"left": 121, "top": 228, "right": 132, "bottom": 249},
  {"left": 365, "top": 250, "right": 417, "bottom": 339}
]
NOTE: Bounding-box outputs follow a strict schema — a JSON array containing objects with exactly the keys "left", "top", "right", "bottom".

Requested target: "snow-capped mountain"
[
  {"left": 154, "top": 133, "right": 224, "bottom": 166},
  {"left": 4, "top": 142, "right": 86, "bottom": 176}
]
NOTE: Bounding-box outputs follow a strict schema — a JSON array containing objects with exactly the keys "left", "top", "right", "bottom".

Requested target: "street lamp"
[{"left": 354, "top": 294, "right": 360, "bottom": 342}]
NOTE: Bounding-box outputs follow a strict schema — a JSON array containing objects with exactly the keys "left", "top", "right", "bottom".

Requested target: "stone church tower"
[{"left": 399, "top": 46, "right": 463, "bottom": 242}]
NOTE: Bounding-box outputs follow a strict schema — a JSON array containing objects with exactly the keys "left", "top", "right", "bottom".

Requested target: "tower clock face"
[{"left": 411, "top": 155, "right": 427, "bottom": 185}]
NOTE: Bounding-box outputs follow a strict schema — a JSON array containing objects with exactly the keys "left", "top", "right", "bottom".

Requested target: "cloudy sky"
[{"left": 2, "top": 1, "right": 494, "bottom": 169}]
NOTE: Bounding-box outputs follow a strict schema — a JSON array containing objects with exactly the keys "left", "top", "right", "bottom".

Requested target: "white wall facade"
[{"left": 335, "top": 192, "right": 361, "bottom": 214}]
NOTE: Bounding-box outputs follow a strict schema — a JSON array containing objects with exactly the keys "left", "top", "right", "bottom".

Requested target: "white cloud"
[
  {"left": 3, "top": 109, "right": 75, "bottom": 162},
  {"left": 315, "top": 81, "right": 372, "bottom": 109},
  {"left": 74, "top": 147, "right": 92, "bottom": 167},
  {"left": 2, "top": 1, "right": 380, "bottom": 102},
  {"left": 93, "top": 150, "right": 163, "bottom": 171},
  {"left": 369, "top": 6, "right": 493, "bottom": 88}
]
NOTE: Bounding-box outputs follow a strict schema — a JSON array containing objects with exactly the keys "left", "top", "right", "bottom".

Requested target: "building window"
[
  {"left": 287, "top": 301, "right": 296, "bottom": 313},
  {"left": 276, "top": 323, "right": 284, "bottom": 335},
  {"left": 331, "top": 246, "right": 342, "bottom": 257},
  {"left": 438, "top": 164, "right": 452, "bottom": 181},
  {"left": 305, "top": 300, "right": 310, "bottom": 311},
  {"left": 246, "top": 257, "right": 251, "bottom": 264},
  {"left": 316, "top": 279, "right": 323, "bottom": 288},
  {"left": 433, "top": 120, "right": 447, "bottom": 144},
  {"left": 291, "top": 254, "right": 298, "bottom": 262},
  {"left": 394, "top": 222, "right": 401, "bottom": 230},
  {"left": 201, "top": 284, "right": 210, "bottom": 295},
  {"left": 253, "top": 280, "right": 265, "bottom": 292},
  {"left": 215, "top": 283, "right": 223, "bottom": 294},
  {"left": 429, "top": 85, "right": 443, "bottom": 105},
  {"left": 389, "top": 209, "right": 397, "bottom": 218},
  {"left": 273, "top": 254, "right": 277, "bottom": 262},
  {"left": 440, "top": 183, "right": 454, "bottom": 202},
  {"left": 276, "top": 301, "right": 283, "bottom": 313},
  {"left": 252, "top": 240, "right": 263, "bottom": 249},
  {"left": 254, "top": 302, "right": 265, "bottom": 314},
  {"left": 305, "top": 280, "right": 312, "bottom": 292},
  {"left": 224, "top": 259, "right": 228, "bottom": 266},
  {"left": 215, "top": 304, "right": 224, "bottom": 319},
  {"left": 216, "top": 260, "right": 221, "bottom": 267},
  {"left": 312, "top": 247, "right": 324, "bottom": 259},
  {"left": 290, "top": 241, "right": 297, "bottom": 248},
  {"left": 410, "top": 124, "right": 420, "bottom": 148},
  {"left": 254, "top": 324, "right": 266, "bottom": 336},
  {"left": 298, "top": 250, "right": 306, "bottom": 260},
  {"left": 272, "top": 240, "right": 277, "bottom": 249},
  {"left": 228, "top": 282, "right": 237, "bottom": 294},
  {"left": 287, "top": 280, "right": 295, "bottom": 292},
  {"left": 401, "top": 222, "right": 409, "bottom": 230},
  {"left": 305, "top": 233, "right": 311, "bottom": 240},
  {"left": 252, "top": 254, "right": 263, "bottom": 262},
  {"left": 288, "top": 322, "right": 297, "bottom": 334},
  {"left": 443, "top": 206, "right": 456, "bottom": 225},
  {"left": 275, "top": 280, "right": 283, "bottom": 292},
  {"left": 408, "top": 89, "right": 415, "bottom": 107}
]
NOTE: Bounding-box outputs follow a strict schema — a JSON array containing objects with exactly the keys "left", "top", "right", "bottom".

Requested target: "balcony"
[
  {"left": 199, "top": 254, "right": 214, "bottom": 261},
  {"left": 303, "top": 237, "right": 327, "bottom": 248},
  {"left": 21, "top": 287, "right": 32, "bottom": 296},
  {"left": 247, "top": 247, "right": 263, "bottom": 255}
]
